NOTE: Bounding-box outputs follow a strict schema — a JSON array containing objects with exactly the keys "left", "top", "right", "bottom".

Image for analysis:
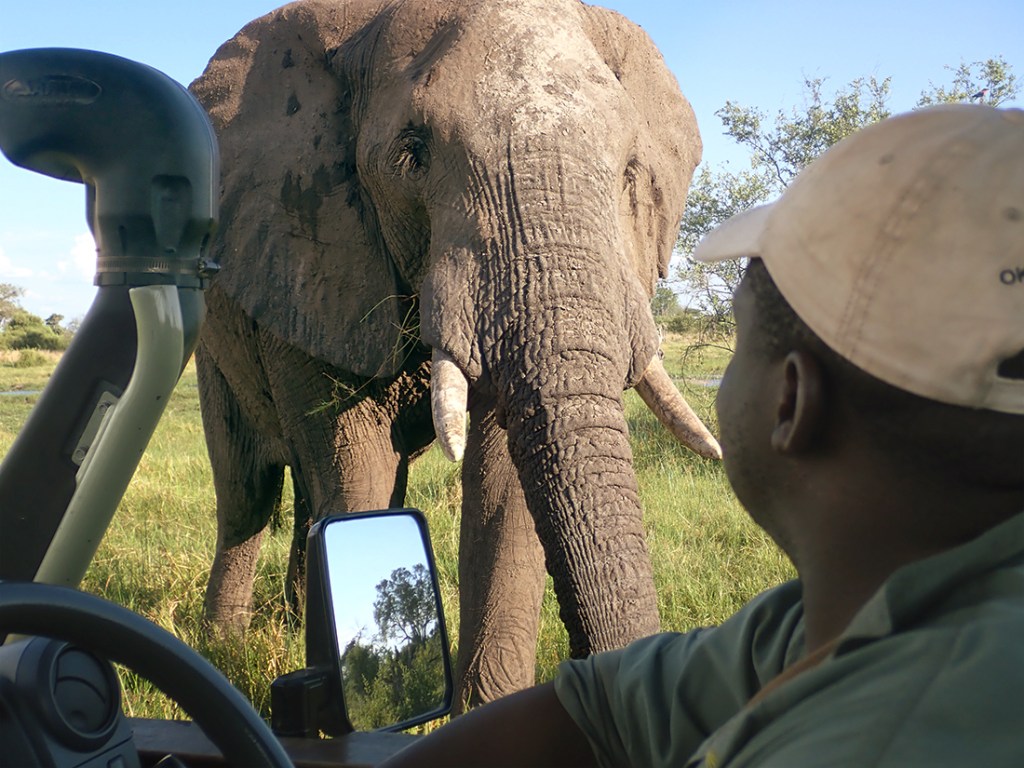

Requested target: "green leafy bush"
[
  {"left": 3, "top": 326, "right": 69, "bottom": 351},
  {"left": 10, "top": 349, "right": 48, "bottom": 368}
]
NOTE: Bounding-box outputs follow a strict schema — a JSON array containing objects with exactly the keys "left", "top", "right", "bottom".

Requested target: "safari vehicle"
[{"left": 0, "top": 48, "right": 453, "bottom": 766}]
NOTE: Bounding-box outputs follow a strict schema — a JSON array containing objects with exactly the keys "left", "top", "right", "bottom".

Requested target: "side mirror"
[{"left": 274, "top": 509, "right": 453, "bottom": 737}]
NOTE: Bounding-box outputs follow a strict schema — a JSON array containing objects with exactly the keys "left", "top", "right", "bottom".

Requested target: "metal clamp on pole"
[{"left": 0, "top": 48, "right": 219, "bottom": 288}]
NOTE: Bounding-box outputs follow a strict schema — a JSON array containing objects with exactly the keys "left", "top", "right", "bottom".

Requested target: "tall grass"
[{"left": 0, "top": 336, "right": 793, "bottom": 720}]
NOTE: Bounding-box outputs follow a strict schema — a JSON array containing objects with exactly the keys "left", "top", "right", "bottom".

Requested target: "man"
[{"left": 380, "top": 104, "right": 1024, "bottom": 766}]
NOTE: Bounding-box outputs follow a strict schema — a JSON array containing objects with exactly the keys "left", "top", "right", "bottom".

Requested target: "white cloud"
[
  {"left": 0, "top": 244, "right": 34, "bottom": 279},
  {"left": 57, "top": 232, "right": 97, "bottom": 283}
]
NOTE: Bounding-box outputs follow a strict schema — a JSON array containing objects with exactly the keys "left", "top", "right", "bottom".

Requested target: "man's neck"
[
  {"left": 784, "top": 463, "right": 1021, "bottom": 653},
  {"left": 797, "top": 542, "right": 936, "bottom": 652}
]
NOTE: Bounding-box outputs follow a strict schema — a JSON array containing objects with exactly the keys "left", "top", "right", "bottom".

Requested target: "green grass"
[{"left": 0, "top": 336, "right": 793, "bottom": 720}]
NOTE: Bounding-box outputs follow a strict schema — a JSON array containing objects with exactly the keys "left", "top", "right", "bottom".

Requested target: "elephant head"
[{"left": 193, "top": 0, "right": 717, "bottom": 691}]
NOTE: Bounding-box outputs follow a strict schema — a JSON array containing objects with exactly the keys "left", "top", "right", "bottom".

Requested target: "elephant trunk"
[
  {"left": 500, "top": 356, "right": 661, "bottom": 656},
  {"left": 423, "top": 261, "right": 663, "bottom": 653}
]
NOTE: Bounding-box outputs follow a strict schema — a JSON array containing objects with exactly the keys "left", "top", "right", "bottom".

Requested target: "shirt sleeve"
[{"left": 553, "top": 580, "right": 804, "bottom": 768}]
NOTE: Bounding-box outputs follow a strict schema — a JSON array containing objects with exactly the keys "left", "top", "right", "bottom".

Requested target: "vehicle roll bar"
[{"left": 0, "top": 48, "right": 218, "bottom": 584}]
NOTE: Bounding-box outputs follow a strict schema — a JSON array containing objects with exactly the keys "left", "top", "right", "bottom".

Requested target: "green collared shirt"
[{"left": 554, "top": 511, "right": 1024, "bottom": 767}]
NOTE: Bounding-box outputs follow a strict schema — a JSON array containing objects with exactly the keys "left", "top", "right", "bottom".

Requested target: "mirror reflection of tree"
[
  {"left": 373, "top": 564, "right": 436, "bottom": 648},
  {"left": 341, "top": 564, "right": 446, "bottom": 729}
]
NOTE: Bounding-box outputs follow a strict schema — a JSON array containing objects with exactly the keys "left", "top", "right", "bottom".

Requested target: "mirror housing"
[{"left": 273, "top": 509, "right": 453, "bottom": 737}]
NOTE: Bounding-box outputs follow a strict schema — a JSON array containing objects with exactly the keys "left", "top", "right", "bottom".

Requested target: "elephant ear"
[
  {"left": 191, "top": 0, "right": 411, "bottom": 378},
  {"left": 578, "top": 6, "right": 702, "bottom": 292}
]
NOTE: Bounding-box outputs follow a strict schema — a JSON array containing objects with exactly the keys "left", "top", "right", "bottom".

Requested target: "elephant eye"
[{"left": 393, "top": 128, "right": 431, "bottom": 180}]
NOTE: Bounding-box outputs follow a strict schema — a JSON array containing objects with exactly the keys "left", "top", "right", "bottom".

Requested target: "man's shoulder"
[{"left": 728, "top": 602, "right": 1024, "bottom": 766}]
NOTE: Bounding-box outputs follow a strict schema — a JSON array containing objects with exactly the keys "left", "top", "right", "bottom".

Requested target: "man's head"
[
  {"left": 696, "top": 105, "right": 1024, "bottom": 551},
  {"left": 698, "top": 104, "right": 1024, "bottom": 415}
]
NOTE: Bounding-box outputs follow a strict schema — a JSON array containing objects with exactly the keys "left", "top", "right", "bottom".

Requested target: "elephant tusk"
[
  {"left": 635, "top": 356, "right": 723, "bottom": 460},
  {"left": 431, "top": 348, "right": 469, "bottom": 462}
]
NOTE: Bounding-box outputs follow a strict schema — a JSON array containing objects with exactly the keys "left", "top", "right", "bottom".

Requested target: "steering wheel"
[{"left": 0, "top": 581, "right": 293, "bottom": 767}]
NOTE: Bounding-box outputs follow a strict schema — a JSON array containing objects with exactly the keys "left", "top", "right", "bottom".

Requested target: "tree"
[
  {"left": 45, "top": 314, "right": 64, "bottom": 332},
  {"left": 340, "top": 565, "right": 446, "bottom": 729},
  {"left": 372, "top": 564, "right": 437, "bottom": 649},
  {"left": 1, "top": 308, "right": 69, "bottom": 351},
  {"left": 651, "top": 282, "right": 682, "bottom": 318},
  {"left": 714, "top": 75, "right": 891, "bottom": 193},
  {"left": 917, "top": 56, "right": 1017, "bottom": 107},
  {"left": 0, "top": 283, "right": 24, "bottom": 331},
  {"left": 674, "top": 58, "right": 1018, "bottom": 334},
  {"left": 675, "top": 165, "right": 774, "bottom": 335}
]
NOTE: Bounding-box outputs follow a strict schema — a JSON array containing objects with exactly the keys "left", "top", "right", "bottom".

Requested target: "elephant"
[{"left": 190, "top": 0, "right": 720, "bottom": 709}]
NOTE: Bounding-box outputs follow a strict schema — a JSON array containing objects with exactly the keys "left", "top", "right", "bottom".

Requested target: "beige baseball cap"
[{"left": 694, "top": 104, "right": 1024, "bottom": 415}]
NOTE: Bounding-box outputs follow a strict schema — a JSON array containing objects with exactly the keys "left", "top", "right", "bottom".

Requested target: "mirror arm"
[
  {"left": 270, "top": 667, "right": 332, "bottom": 739},
  {"left": 273, "top": 522, "right": 353, "bottom": 738}
]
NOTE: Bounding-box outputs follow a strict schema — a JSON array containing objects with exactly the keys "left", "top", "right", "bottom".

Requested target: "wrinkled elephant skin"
[{"left": 191, "top": 0, "right": 715, "bottom": 709}]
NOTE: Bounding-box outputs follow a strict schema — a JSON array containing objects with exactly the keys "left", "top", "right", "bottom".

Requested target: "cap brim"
[{"left": 692, "top": 203, "right": 774, "bottom": 263}]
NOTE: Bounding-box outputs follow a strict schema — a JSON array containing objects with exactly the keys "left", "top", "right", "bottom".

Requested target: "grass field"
[{"left": 0, "top": 337, "right": 793, "bottom": 721}]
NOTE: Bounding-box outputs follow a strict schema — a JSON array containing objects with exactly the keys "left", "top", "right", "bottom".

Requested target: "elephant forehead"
[{"left": 396, "top": 0, "right": 624, "bottom": 138}]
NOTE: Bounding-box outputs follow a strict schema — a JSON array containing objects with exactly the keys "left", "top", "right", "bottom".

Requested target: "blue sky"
[{"left": 2, "top": 0, "right": 1021, "bottom": 320}]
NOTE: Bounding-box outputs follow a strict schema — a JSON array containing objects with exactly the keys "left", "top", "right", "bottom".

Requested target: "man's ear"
[{"left": 771, "top": 350, "right": 825, "bottom": 454}]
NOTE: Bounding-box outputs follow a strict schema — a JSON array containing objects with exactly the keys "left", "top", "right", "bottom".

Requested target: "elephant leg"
[
  {"left": 284, "top": 465, "right": 313, "bottom": 617},
  {"left": 265, "top": 363, "right": 409, "bottom": 516},
  {"left": 258, "top": 344, "right": 432, "bottom": 620},
  {"left": 197, "top": 346, "right": 286, "bottom": 634},
  {"left": 454, "top": 400, "right": 546, "bottom": 712}
]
